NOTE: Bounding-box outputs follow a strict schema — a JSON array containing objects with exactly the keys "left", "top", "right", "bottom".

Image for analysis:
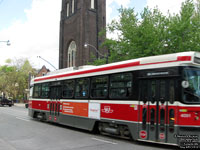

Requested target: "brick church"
[{"left": 59, "top": 0, "right": 106, "bottom": 69}]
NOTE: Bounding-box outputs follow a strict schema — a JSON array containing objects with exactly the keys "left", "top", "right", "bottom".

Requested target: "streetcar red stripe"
[
  {"left": 34, "top": 61, "right": 140, "bottom": 82},
  {"left": 34, "top": 56, "right": 191, "bottom": 82},
  {"left": 30, "top": 99, "right": 200, "bottom": 126},
  {"left": 177, "top": 56, "right": 191, "bottom": 61}
]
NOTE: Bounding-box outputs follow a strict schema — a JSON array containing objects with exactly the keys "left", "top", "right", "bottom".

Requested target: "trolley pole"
[{"left": 37, "top": 56, "right": 57, "bottom": 70}]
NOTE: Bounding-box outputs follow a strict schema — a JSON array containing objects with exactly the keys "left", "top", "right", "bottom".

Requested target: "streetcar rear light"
[{"left": 179, "top": 109, "right": 188, "bottom": 112}]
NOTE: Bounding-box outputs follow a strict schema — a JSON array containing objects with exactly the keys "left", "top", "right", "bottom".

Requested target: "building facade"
[
  {"left": 36, "top": 65, "right": 50, "bottom": 77},
  {"left": 59, "top": 0, "right": 106, "bottom": 69}
]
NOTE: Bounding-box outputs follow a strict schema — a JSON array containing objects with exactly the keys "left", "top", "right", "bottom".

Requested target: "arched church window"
[
  {"left": 68, "top": 41, "right": 76, "bottom": 67},
  {"left": 66, "top": 2, "right": 69, "bottom": 17},
  {"left": 91, "top": 0, "right": 96, "bottom": 9},
  {"left": 72, "top": 0, "right": 75, "bottom": 14}
]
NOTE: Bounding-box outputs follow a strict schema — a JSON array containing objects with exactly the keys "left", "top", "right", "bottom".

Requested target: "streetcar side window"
[
  {"left": 91, "top": 76, "right": 108, "bottom": 99},
  {"left": 50, "top": 86, "right": 62, "bottom": 99},
  {"left": 41, "top": 83, "right": 50, "bottom": 98},
  {"left": 33, "top": 84, "right": 41, "bottom": 98},
  {"left": 109, "top": 73, "right": 132, "bottom": 99},
  {"left": 63, "top": 80, "right": 75, "bottom": 98},
  {"left": 75, "top": 78, "right": 90, "bottom": 98}
]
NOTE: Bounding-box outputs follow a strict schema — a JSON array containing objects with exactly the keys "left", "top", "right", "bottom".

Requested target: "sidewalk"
[{"left": 14, "top": 103, "right": 25, "bottom": 107}]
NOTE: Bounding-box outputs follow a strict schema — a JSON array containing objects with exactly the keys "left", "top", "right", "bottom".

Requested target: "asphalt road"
[{"left": 0, "top": 106, "right": 177, "bottom": 150}]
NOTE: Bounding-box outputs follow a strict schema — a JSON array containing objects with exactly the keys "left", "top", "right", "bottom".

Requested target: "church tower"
[{"left": 59, "top": 0, "right": 106, "bottom": 69}]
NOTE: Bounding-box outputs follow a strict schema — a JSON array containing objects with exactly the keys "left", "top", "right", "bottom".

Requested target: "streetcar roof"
[{"left": 34, "top": 51, "right": 200, "bottom": 83}]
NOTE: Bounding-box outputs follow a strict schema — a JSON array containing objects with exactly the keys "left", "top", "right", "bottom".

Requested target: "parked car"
[{"left": 0, "top": 97, "right": 14, "bottom": 107}]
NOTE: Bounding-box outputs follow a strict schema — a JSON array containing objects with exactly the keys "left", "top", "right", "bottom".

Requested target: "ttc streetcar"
[{"left": 29, "top": 51, "right": 200, "bottom": 147}]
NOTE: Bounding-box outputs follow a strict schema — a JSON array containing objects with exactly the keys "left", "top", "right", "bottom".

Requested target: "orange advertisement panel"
[{"left": 62, "top": 102, "right": 88, "bottom": 117}]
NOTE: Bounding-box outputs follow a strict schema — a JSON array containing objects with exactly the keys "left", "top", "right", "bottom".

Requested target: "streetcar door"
[
  {"left": 138, "top": 79, "right": 149, "bottom": 140},
  {"left": 138, "top": 79, "right": 169, "bottom": 143},
  {"left": 49, "top": 85, "right": 62, "bottom": 122}
]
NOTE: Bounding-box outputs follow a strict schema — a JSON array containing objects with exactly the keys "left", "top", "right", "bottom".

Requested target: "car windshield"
[{"left": 183, "top": 69, "right": 200, "bottom": 103}]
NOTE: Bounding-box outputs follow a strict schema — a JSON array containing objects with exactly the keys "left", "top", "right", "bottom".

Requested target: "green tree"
[
  {"left": 166, "top": 0, "right": 200, "bottom": 52},
  {"left": 93, "top": 0, "right": 200, "bottom": 65},
  {"left": 0, "top": 58, "right": 36, "bottom": 101}
]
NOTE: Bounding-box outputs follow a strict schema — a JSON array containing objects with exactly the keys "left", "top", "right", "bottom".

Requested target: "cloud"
[
  {"left": 106, "top": 0, "right": 131, "bottom": 39},
  {"left": 0, "top": 0, "right": 61, "bottom": 70},
  {"left": 146, "top": 0, "right": 185, "bottom": 15},
  {"left": 107, "top": 0, "right": 131, "bottom": 23},
  {"left": 0, "top": 0, "right": 132, "bottom": 70}
]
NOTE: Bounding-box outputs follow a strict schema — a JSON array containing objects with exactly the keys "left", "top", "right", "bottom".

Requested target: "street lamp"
[
  {"left": 37, "top": 56, "right": 57, "bottom": 70},
  {"left": 0, "top": 40, "right": 11, "bottom": 46},
  {"left": 84, "top": 43, "right": 108, "bottom": 63}
]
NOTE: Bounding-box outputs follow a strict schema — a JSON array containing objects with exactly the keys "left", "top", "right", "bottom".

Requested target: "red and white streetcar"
[{"left": 29, "top": 51, "right": 200, "bottom": 147}]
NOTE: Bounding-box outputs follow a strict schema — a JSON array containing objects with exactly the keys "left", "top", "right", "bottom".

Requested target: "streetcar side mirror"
[{"left": 182, "top": 81, "right": 189, "bottom": 88}]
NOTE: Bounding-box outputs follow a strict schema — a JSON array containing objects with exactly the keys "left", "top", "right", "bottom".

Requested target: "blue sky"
[
  {"left": 0, "top": 0, "right": 32, "bottom": 30},
  {"left": 0, "top": 0, "right": 185, "bottom": 70},
  {"left": 0, "top": 0, "right": 147, "bottom": 31},
  {"left": 108, "top": 0, "right": 147, "bottom": 21}
]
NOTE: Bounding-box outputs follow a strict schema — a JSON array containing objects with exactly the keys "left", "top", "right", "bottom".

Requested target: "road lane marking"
[
  {"left": 0, "top": 107, "right": 28, "bottom": 114},
  {"left": 1, "top": 112, "right": 30, "bottom": 122},
  {"left": 16, "top": 117, "right": 30, "bottom": 122},
  {"left": 0, "top": 139, "right": 16, "bottom": 150},
  {"left": 2, "top": 112, "right": 26, "bottom": 118},
  {"left": 92, "top": 138, "right": 118, "bottom": 145}
]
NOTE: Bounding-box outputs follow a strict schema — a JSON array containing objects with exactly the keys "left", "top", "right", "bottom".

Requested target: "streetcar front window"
[
  {"left": 183, "top": 69, "right": 200, "bottom": 103},
  {"left": 29, "top": 86, "right": 33, "bottom": 98}
]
